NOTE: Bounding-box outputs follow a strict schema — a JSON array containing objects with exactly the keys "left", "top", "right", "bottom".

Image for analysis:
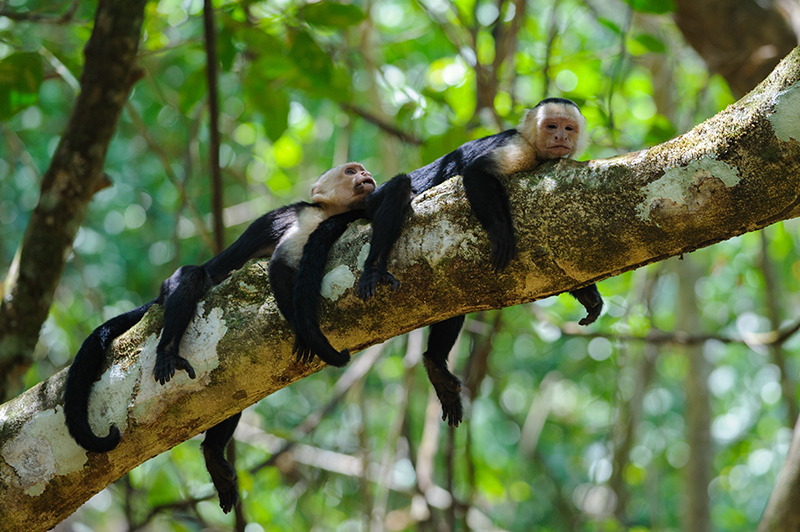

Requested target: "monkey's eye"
[
  {"left": 345, "top": 168, "right": 357, "bottom": 175},
  {"left": 546, "top": 124, "right": 557, "bottom": 129}
]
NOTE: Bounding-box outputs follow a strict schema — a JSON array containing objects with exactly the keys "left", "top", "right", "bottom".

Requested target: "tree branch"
[
  {"left": 1, "top": 46, "right": 799, "bottom": 532},
  {"left": 0, "top": 0, "right": 148, "bottom": 400}
]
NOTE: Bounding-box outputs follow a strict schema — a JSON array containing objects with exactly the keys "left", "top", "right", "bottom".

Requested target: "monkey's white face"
[
  {"left": 311, "top": 162, "right": 376, "bottom": 215},
  {"left": 535, "top": 116, "right": 581, "bottom": 159},
  {"left": 530, "top": 103, "right": 585, "bottom": 160}
]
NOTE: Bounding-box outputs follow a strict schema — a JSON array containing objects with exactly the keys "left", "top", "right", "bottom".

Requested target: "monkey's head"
[
  {"left": 520, "top": 98, "right": 588, "bottom": 160},
  {"left": 311, "top": 162, "right": 376, "bottom": 215}
]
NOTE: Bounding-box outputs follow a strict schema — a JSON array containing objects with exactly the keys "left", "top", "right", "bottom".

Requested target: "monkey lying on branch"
[
  {"left": 63, "top": 162, "right": 376, "bottom": 513},
  {"left": 293, "top": 98, "right": 604, "bottom": 427}
]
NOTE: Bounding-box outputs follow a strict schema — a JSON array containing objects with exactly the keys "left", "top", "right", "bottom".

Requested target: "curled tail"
[
  {"left": 63, "top": 301, "right": 154, "bottom": 452},
  {"left": 293, "top": 210, "right": 365, "bottom": 367}
]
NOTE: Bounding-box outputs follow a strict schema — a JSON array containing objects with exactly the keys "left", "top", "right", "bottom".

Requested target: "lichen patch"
[
  {"left": 768, "top": 82, "right": 800, "bottom": 143},
  {"left": 134, "top": 307, "right": 226, "bottom": 422},
  {"left": 2, "top": 408, "right": 89, "bottom": 495},
  {"left": 636, "top": 158, "right": 740, "bottom": 222},
  {"left": 321, "top": 265, "right": 356, "bottom": 300}
]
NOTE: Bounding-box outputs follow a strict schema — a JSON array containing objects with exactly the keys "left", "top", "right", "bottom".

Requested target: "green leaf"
[
  {"left": 289, "top": 30, "right": 331, "bottom": 80},
  {"left": 246, "top": 84, "right": 289, "bottom": 142},
  {"left": 597, "top": 18, "right": 621, "bottom": 35},
  {"left": 217, "top": 25, "right": 238, "bottom": 72},
  {"left": 178, "top": 68, "right": 207, "bottom": 114},
  {"left": 634, "top": 33, "right": 666, "bottom": 53},
  {"left": 625, "top": 0, "right": 675, "bottom": 15},
  {"left": 0, "top": 52, "right": 43, "bottom": 120},
  {"left": 302, "top": 3, "right": 366, "bottom": 27}
]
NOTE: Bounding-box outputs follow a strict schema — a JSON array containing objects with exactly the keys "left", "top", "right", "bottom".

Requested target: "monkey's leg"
[
  {"left": 358, "top": 174, "right": 412, "bottom": 300},
  {"left": 569, "top": 283, "right": 604, "bottom": 325},
  {"left": 202, "top": 413, "right": 242, "bottom": 514},
  {"left": 268, "top": 259, "right": 324, "bottom": 365},
  {"left": 461, "top": 158, "right": 517, "bottom": 272},
  {"left": 422, "top": 315, "right": 466, "bottom": 427},
  {"left": 154, "top": 265, "right": 212, "bottom": 384}
]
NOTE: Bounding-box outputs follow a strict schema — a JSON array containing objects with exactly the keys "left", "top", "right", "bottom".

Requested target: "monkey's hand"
[
  {"left": 202, "top": 445, "right": 240, "bottom": 514},
  {"left": 153, "top": 352, "right": 197, "bottom": 385},
  {"left": 357, "top": 266, "right": 400, "bottom": 301},
  {"left": 293, "top": 337, "right": 316, "bottom": 365},
  {"left": 423, "top": 358, "right": 463, "bottom": 427},
  {"left": 488, "top": 228, "right": 518, "bottom": 272},
  {"left": 570, "top": 284, "right": 604, "bottom": 326}
]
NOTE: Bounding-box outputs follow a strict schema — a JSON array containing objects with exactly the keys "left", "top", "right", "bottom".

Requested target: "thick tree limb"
[{"left": 1, "top": 47, "right": 799, "bottom": 531}]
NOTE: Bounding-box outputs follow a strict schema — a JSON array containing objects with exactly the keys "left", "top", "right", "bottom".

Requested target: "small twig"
[
  {"left": 203, "top": 0, "right": 224, "bottom": 254},
  {"left": 0, "top": 0, "right": 81, "bottom": 24},
  {"left": 340, "top": 102, "right": 423, "bottom": 145}
]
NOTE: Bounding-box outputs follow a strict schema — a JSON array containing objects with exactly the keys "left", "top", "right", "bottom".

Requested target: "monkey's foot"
[
  {"left": 571, "top": 284, "right": 604, "bottom": 326},
  {"left": 203, "top": 446, "right": 240, "bottom": 514},
  {"left": 357, "top": 267, "right": 400, "bottom": 301},
  {"left": 153, "top": 352, "right": 196, "bottom": 385},
  {"left": 489, "top": 233, "right": 518, "bottom": 272},
  {"left": 423, "top": 358, "right": 463, "bottom": 427}
]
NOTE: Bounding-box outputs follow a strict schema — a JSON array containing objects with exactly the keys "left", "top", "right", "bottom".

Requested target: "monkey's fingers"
[
  {"left": 293, "top": 338, "right": 320, "bottom": 365},
  {"left": 383, "top": 270, "right": 401, "bottom": 291},
  {"left": 204, "top": 448, "right": 240, "bottom": 514},
  {"left": 358, "top": 267, "right": 400, "bottom": 300},
  {"left": 571, "top": 284, "right": 604, "bottom": 326},
  {"left": 425, "top": 362, "right": 463, "bottom": 427},
  {"left": 490, "top": 239, "right": 517, "bottom": 272},
  {"left": 357, "top": 272, "right": 379, "bottom": 300},
  {"left": 174, "top": 356, "right": 196, "bottom": 379},
  {"left": 153, "top": 356, "right": 175, "bottom": 385}
]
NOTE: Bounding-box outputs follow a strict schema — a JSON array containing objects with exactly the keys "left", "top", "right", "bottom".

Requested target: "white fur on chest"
[
  {"left": 491, "top": 135, "right": 540, "bottom": 175},
  {"left": 272, "top": 207, "right": 327, "bottom": 268}
]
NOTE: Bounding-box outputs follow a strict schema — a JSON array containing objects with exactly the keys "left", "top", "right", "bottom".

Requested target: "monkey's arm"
[
  {"left": 357, "top": 173, "right": 413, "bottom": 299},
  {"left": 153, "top": 266, "right": 213, "bottom": 384},
  {"left": 461, "top": 155, "right": 517, "bottom": 272},
  {"left": 64, "top": 300, "right": 155, "bottom": 452},
  {"left": 292, "top": 209, "right": 368, "bottom": 367}
]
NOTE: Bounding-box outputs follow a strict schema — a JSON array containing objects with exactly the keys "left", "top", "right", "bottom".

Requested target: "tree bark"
[
  {"left": 758, "top": 413, "right": 800, "bottom": 532},
  {"left": 678, "top": 257, "right": 712, "bottom": 532},
  {"left": 674, "top": 0, "right": 797, "bottom": 97},
  {"left": 1, "top": 46, "right": 799, "bottom": 532},
  {"left": 0, "top": 0, "right": 147, "bottom": 401}
]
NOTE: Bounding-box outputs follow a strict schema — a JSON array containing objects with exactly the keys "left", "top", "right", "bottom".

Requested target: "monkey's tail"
[
  {"left": 63, "top": 301, "right": 154, "bottom": 453},
  {"left": 293, "top": 210, "right": 366, "bottom": 367}
]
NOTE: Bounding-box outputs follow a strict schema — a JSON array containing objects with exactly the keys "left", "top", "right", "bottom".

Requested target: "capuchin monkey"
[
  {"left": 292, "top": 98, "right": 603, "bottom": 427},
  {"left": 63, "top": 162, "right": 376, "bottom": 513}
]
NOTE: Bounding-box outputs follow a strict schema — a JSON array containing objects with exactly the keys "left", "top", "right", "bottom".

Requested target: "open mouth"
[{"left": 355, "top": 176, "right": 377, "bottom": 192}]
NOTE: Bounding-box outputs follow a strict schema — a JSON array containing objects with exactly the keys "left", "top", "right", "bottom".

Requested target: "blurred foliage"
[{"left": 2, "top": 0, "right": 798, "bottom": 531}]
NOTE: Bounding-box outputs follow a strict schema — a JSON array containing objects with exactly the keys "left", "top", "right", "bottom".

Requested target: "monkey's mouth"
[
  {"left": 355, "top": 176, "right": 377, "bottom": 193},
  {"left": 547, "top": 145, "right": 572, "bottom": 155}
]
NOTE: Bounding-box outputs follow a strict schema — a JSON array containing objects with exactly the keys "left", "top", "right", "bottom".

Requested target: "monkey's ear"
[
  {"left": 517, "top": 109, "right": 537, "bottom": 143},
  {"left": 311, "top": 185, "right": 330, "bottom": 205}
]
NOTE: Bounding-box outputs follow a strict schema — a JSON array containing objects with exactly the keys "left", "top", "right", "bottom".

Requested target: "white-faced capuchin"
[
  {"left": 63, "top": 162, "right": 376, "bottom": 513},
  {"left": 291, "top": 98, "right": 603, "bottom": 428}
]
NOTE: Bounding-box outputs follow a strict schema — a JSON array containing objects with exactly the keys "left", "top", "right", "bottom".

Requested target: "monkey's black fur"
[{"left": 293, "top": 99, "right": 603, "bottom": 427}]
